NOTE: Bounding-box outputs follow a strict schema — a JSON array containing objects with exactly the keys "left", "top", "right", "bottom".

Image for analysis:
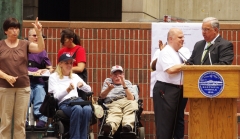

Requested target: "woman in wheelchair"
[{"left": 48, "top": 53, "right": 92, "bottom": 139}]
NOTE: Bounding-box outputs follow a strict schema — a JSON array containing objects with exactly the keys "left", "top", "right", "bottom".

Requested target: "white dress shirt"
[{"left": 155, "top": 45, "right": 183, "bottom": 85}]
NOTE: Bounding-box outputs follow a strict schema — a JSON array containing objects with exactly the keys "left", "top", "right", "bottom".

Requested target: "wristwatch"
[{"left": 123, "top": 87, "right": 128, "bottom": 89}]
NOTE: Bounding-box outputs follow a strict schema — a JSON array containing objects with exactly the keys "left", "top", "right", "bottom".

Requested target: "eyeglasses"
[
  {"left": 30, "top": 34, "right": 37, "bottom": 37},
  {"left": 202, "top": 28, "right": 213, "bottom": 32}
]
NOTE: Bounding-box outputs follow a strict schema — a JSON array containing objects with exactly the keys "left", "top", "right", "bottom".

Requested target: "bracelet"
[{"left": 123, "top": 87, "right": 128, "bottom": 89}]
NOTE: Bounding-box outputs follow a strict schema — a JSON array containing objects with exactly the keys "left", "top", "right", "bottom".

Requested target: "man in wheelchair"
[
  {"left": 48, "top": 53, "right": 92, "bottom": 139},
  {"left": 99, "top": 65, "right": 138, "bottom": 137}
]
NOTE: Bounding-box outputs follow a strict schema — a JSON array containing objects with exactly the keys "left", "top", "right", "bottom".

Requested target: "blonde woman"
[{"left": 48, "top": 53, "right": 92, "bottom": 139}]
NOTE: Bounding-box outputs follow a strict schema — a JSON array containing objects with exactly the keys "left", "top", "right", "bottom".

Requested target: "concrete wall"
[
  {"left": 122, "top": 0, "right": 160, "bottom": 22},
  {"left": 23, "top": 0, "right": 38, "bottom": 20},
  {"left": 159, "top": 0, "right": 240, "bottom": 21},
  {"left": 123, "top": 0, "right": 240, "bottom": 22}
]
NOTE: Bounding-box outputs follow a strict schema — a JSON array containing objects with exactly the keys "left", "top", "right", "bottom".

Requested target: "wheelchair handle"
[{"left": 86, "top": 92, "right": 94, "bottom": 96}]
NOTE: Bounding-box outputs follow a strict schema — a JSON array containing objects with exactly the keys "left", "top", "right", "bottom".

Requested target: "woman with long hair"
[
  {"left": 58, "top": 29, "right": 87, "bottom": 82},
  {"left": 48, "top": 53, "right": 92, "bottom": 139}
]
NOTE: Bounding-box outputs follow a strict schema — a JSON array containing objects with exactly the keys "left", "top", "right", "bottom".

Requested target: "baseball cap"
[
  {"left": 58, "top": 53, "right": 73, "bottom": 63},
  {"left": 111, "top": 65, "right": 123, "bottom": 73}
]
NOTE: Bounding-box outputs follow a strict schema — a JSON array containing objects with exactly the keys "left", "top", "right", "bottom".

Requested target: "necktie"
[{"left": 201, "top": 42, "right": 211, "bottom": 62}]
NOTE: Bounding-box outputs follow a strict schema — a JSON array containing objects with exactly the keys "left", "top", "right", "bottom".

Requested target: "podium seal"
[{"left": 198, "top": 71, "right": 224, "bottom": 98}]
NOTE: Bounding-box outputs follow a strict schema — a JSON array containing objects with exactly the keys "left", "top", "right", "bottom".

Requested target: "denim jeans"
[
  {"left": 59, "top": 97, "right": 92, "bottom": 139},
  {"left": 28, "top": 83, "right": 47, "bottom": 122}
]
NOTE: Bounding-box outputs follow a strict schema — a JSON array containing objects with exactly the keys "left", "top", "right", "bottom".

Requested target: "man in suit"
[{"left": 187, "top": 17, "right": 234, "bottom": 65}]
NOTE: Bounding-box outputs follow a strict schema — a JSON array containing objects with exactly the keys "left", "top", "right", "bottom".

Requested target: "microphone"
[
  {"left": 179, "top": 51, "right": 194, "bottom": 65},
  {"left": 178, "top": 47, "right": 191, "bottom": 64},
  {"left": 185, "top": 59, "right": 194, "bottom": 65},
  {"left": 178, "top": 51, "right": 188, "bottom": 61}
]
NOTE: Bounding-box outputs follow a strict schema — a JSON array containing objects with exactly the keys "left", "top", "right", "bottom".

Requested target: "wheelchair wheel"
[
  {"left": 56, "top": 121, "right": 64, "bottom": 134},
  {"left": 89, "top": 131, "right": 95, "bottom": 139},
  {"left": 138, "top": 127, "right": 145, "bottom": 139}
]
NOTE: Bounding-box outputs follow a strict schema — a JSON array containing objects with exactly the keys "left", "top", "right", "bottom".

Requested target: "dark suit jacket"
[{"left": 187, "top": 36, "right": 234, "bottom": 65}]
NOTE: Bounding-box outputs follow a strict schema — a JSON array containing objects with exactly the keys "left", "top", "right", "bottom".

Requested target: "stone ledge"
[
  {"left": 142, "top": 111, "right": 190, "bottom": 115},
  {"left": 142, "top": 111, "right": 154, "bottom": 115},
  {"left": 142, "top": 111, "right": 240, "bottom": 117},
  {"left": 22, "top": 21, "right": 240, "bottom": 30}
]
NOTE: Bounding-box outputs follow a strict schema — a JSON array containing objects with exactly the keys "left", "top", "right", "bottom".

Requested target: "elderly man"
[
  {"left": 100, "top": 65, "right": 138, "bottom": 136},
  {"left": 27, "top": 28, "right": 53, "bottom": 128},
  {"left": 153, "top": 28, "right": 185, "bottom": 139},
  {"left": 187, "top": 17, "right": 234, "bottom": 65}
]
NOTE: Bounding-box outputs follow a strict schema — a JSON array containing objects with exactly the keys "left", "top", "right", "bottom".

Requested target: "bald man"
[{"left": 153, "top": 28, "right": 185, "bottom": 139}]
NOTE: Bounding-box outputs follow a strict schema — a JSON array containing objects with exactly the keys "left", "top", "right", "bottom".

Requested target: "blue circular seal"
[{"left": 198, "top": 71, "right": 224, "bottom": 98}]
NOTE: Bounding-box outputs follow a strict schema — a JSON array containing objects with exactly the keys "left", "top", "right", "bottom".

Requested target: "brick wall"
[{"left": 22, "top": 21, "right": 240, "bottom": 139}]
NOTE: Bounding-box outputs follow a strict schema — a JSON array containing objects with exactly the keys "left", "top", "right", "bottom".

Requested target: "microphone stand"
[
  {"left": 209, "top": 51, "right": 212, "bottom": 65},
  {"left": 178, "top": 51, "right": 188, "bottom": 61}
]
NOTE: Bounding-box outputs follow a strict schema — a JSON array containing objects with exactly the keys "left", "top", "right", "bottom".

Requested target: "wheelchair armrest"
[
  {"left": 69, "top": 101, "right": 92, "bottom": 106},
  {"left": 97, "top": 97, "right": 109, "bottom": 110},
  {"left": 102, "top": 103, "right": 109, "bottom": 110},
  {"left": 138, "top": 99, "right": 143, "bottom": 105},
  {"left": 49, "top": 94, "right": 59, "bottom": 110},
  {"left": 138, "top": 99, "right": 143, "bottom": 110},
  {"left": 86, "top": 91, "right": 94, "bottom": 97},
  {"left": 97, "top": 97, "right": 104, "bottom": 105}
]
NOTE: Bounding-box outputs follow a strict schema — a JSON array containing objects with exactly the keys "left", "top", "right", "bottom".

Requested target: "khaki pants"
[
  {"left": 105, "top": 97, "right": 138, "bottom": 134},
  {"left": 0, "top": 87, "right": 30, "bottom": 139}
]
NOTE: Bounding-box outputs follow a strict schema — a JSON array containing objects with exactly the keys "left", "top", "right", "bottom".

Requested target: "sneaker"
[
  {"left": 36, "top": 120, "right": 46, "bottom": 128},
  {"left": 122, "top": 125, "right": 132, "bottom": 132},
  {"left": 102, "top": 123, "right": 112, "bottom": 136}
]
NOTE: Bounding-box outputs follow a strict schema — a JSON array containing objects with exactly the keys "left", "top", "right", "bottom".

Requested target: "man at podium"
[
  {"left": 187, "top": 17, "right": 234, "bottom": 65},
  {"left": 153, "top": 28, "right": 185, "bottom": 139}
]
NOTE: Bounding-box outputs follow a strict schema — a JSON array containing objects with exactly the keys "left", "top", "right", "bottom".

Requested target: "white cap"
[{"left": 111, "top": 65, "right": 123, "bottom": 73}]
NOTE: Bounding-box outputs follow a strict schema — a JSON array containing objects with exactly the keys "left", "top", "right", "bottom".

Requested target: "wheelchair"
[
  {"left": 26, "top": 75, "right": 49, "bottom": 139},
  {"left": 41, "top": 91, "right": 96, "bottom": 139},
  {"left": 97, "top": 85, "right": 145, "bottom": 139}
]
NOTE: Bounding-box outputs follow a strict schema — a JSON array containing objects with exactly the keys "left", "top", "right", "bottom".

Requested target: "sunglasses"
[{"left": 30, "top": 34, "right": 37, "bottom": 37}]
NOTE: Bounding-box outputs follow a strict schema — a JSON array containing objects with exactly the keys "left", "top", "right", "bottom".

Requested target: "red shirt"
[{"left": 58, "top": 45, "right": 86, "bottom": 67}]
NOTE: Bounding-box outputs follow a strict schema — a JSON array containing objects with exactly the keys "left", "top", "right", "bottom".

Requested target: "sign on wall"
[{"left": 150, "top": 23, "right": 204, "bottom": 97}]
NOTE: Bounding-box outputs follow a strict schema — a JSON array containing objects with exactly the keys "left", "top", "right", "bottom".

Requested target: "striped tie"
[{"left": 201, "top": 42, "right": 211, "bottom": 62}]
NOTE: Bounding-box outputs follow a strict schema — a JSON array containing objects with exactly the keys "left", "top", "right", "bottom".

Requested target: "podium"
[{"left": 182, "top": 65, "right": 240, "bottom": 139}]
